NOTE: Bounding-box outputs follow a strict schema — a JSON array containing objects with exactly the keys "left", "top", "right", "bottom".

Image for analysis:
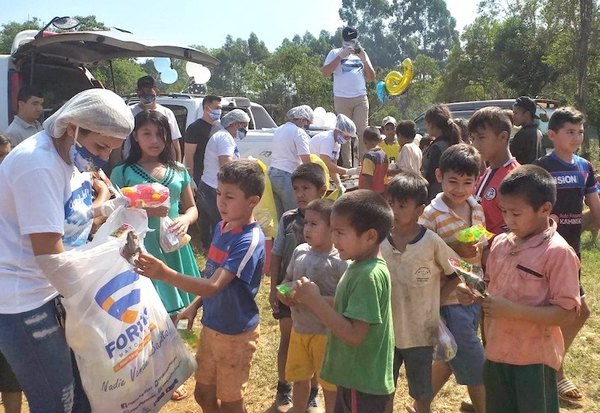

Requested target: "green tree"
[
  {"left": 338, "top": 0, "right": 459, "bottom": 67},
  {"left": 0, "top": 18, "right": 42, "bottom": 53}
]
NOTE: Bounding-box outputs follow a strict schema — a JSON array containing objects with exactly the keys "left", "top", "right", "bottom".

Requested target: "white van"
[{"left": 0, "top": 27, "right": 219, "bottom": 132}]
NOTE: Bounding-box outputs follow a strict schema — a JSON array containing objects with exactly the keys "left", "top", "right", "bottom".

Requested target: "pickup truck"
[
  {"left": 0, "top": 27, "right": 219, "bottom": 133},
  {"left": 124, "top": 94, "right": 279, "bottom": 165}
]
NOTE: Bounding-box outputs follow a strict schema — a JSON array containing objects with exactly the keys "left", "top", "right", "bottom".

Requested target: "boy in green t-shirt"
[{"left": 295, "top": 190, "right": 395, "bottom": 412}]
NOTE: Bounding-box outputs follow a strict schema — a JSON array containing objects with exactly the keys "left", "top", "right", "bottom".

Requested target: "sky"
[{"left": 0, "top": 0, "right": 479, "bottom": 51}]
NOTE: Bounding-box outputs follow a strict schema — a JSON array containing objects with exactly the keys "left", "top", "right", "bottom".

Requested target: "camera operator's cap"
[
  {"left": 514, "top": 96, "right": 539, "bottom": 119},
  {"left": 381, "top": 116, "right": 397, "bottom": 128},
  {"left": 137, "top": 75, "right": 156, "bottom": 89},
  {"left": 342, "top": 27, "right": 358, "bottom": 41}
]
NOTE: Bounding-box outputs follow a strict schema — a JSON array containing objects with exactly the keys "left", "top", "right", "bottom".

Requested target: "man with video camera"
[{"left": 321, "top": 27, "right": 375, "bottom": 168}]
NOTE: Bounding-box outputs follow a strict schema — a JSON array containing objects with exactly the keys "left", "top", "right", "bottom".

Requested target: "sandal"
[
  {"left": 557, "top": 378, "right": 583, "bottom": 402},
  {"left": 170, "top": 385, "right": 189, "bottom": 401}
]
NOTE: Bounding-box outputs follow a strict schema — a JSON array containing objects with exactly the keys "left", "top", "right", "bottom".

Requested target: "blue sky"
[{"left": 0, "top": 0, "right": 479, "bottom": 51}]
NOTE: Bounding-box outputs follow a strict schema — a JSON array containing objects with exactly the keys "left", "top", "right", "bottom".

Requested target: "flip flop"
[
  {"left": 171, "top": 385, "right": 189, "bottom": 401},
  {"left": 557, "top": 378, "right": 583, "bottom": 402},
  {"left": 459, "top": 400, "right": 476, "bottom": 412}
]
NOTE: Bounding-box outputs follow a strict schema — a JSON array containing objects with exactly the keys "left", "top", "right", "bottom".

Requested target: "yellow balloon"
[{"left": 384, "top": 58, "right": 414, "bottom": 96}]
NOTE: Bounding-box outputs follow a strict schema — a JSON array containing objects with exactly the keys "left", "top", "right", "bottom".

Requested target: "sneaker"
[
  {"left": 306, "top": 387, "right": 322, "bottom": 413},
  {"left": 275, "top": 382, "right": 293, "bottom": 413}
]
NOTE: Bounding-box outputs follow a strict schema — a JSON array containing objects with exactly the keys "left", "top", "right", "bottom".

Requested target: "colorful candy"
[
  {"left": 276, "top": 284, "right": 293, "bottom": 297},
  {"left": 121, "top": 183, "right": 169, "bottom": 208},
  {"left": 456, "top": 224, "right": 494, "bottom": 244}
]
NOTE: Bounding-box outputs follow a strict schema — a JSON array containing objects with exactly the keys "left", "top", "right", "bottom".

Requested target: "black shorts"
[
  {"left": 272, "top": 302, "right": 291, "bottom": 320},
  {"left": 0, "top": 351, "right": 21, "bottom": 392}
]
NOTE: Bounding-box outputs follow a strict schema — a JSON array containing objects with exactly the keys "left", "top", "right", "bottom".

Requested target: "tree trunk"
[{"left": 576, "top": 0, "right": 593, "bottom": 150}]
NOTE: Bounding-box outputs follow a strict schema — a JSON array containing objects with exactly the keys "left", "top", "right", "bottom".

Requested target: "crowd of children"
[
  {"left": 133, "top": 103, "right": 594, "bottom": 413},
  {"left": 0, "top": 95, "right": 595, "bottom": 413}
]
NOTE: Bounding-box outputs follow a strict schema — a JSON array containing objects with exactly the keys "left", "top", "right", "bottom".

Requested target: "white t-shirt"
[
  {"left": 201, "top": 129, "right": 239, "bottom": 189},
  {"left": 398, "top": 142, "right": 423, "bottom": 175},
  {"left": 0, "top": 131, "right": 94, "bottom": 313},
  {"left": 324, "top": 49, "right": 369, "bottom": 98},
  {"left": 123, "top": 103, "right": 182, "bottom": 157},
  {"left": 309, "top": 131, "right": 341, "bottom": 162},
  {"left": 269, "top": 122, "right": 310, "bottom": 173},
  {"left": 380, "top": 228, "right": 458, "bottom": 348}
]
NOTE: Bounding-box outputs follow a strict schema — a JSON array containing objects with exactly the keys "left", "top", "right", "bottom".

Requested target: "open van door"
[
  {"left": 2, "top": 29, "right": 219, "bottom": 130},
  {"left": 11, "top": 30, "right": 219, "bottom": 67}
]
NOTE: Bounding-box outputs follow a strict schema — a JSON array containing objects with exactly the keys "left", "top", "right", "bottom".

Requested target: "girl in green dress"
[{"left": 111, "top": 110, "right": 201, "bottom": 318}]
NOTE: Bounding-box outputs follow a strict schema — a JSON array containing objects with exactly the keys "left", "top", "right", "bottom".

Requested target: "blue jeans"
[
  {"left": 268, "top": 167, "right": 297, "bottom": 220},
  {"left": 0, "top": 299, "right": 91, "bottom": 413},
  {"left": 196, "top": 180, "right": 221, "bottom": 251}
]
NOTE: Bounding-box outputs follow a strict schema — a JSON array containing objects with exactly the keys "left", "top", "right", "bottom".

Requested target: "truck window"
[
  {"left": 18, "top": 62, "right": 93, "bottom": 121},
  {"left": 250, "top": 105, "right": 277, "bottom": 129}
]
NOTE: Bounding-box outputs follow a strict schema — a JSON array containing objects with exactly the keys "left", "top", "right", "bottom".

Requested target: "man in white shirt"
[
  {"left": 321, "top": 27, "right": 375, "bottom": 168},
  {"left": 123, "top": 75, "right": 182, "bottom": 161},
  {"left": 4, "top": 86, "right": 44, "bottom": 146}
]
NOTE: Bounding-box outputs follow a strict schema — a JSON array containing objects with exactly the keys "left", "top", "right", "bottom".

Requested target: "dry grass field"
[{"left": 3, "top": 233, "right": 599, "bottom": 413}]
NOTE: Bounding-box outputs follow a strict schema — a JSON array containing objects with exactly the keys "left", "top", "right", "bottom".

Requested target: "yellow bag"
[{"left": 253, "top": 159, "right": 278, "bottom": 238}]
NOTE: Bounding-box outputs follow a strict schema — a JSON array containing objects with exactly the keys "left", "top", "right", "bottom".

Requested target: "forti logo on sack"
[
  {"left": 96, "top": 270, "right": 156, "bottom": 370},
  {"left": 95, "top": 270, "right": 141, "bottom": 323}
]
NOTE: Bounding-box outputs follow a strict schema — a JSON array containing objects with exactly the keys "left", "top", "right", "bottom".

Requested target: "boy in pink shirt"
[{"left": 457, "top": 165, "right": 581, "bottom": 413}]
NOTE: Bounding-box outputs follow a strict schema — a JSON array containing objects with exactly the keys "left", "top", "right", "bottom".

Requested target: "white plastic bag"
[
  {"left": 159, "top": 216, "right": 191, "bottom": 253},
  {"left": 49, "top": 207, "right": 197, "bottom": 413},
  {"left": 433, "top": 319, "right": 457, "bottom": 362}
]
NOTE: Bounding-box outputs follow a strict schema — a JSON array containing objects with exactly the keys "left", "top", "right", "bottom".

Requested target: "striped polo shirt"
[{"left": 419, "top": 193, "right": 486, "bottom": 305}]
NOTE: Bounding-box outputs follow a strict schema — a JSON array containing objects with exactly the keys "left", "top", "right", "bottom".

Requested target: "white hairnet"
[
  {"left": 221, "top": 109, "right": 250, "bottom": 128},
  {"left": 43, "top": 89, "right": 134, "bottom": 139},
  {"left": 335, "top": 114, "right": 357, "bottom": 137},
  {"left": 286, "top": 105, "right": 314, "bottom": 123}
]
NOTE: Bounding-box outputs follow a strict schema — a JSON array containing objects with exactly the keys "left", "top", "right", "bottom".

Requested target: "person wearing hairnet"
[
  {"left": 309, "top": 114, "right": 360, "bottom": 191},
  {"left": 0, "top": 88, "right": 134, "bottom": 413},
  {"left": 196, "top": 109, "right": 250, "bottom": 250},
  {"left": 268, "top": 105, "right": 314, "bottom": 219}
]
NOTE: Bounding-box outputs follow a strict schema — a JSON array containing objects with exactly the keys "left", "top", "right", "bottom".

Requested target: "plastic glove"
[
  {"left": 99, "top": 196, "right": 129, "bottom": 217},
  {"left": 338, "top": 46, "right": 353, "bottom": 59},
  {"left": 346, "top": 167, "right": 360, "bottom": 176},
  {"left": 388, "top": 161, "right": 399, "bottom": 171},
  {"left": 339, "top": 183, "right": 347, "bottom": 194}
]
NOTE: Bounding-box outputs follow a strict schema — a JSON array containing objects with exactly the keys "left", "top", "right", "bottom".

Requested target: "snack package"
[
  {"left": 120, "top": 231, "right": 142, "bottom": 265},
  {"left": 159, "top": 216, "right": 192, "bottom": 253},
  {"left": 433, "top": 319, "right": 457, "bottom": 362},
  {"left": 448, "top": 257, "right": 488, "bottom": 297},
  {"left": 456, "top": 224, "right": 494, "bottom": 244},
  {"left": 121, "top": 183, "right": 169, "bottom": 208}
]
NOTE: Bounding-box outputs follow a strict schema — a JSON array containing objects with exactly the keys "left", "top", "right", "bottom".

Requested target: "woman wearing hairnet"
[
  {"left": 0, "top": 88, "right": 134, "bottom": 413},
  {"left": 309, "top": 113, "right": 360, "bottom": 191},
  {"left": 268, "top": 105, "right": 314, "bottom": 220},
  {"left": 196, "top": 109, "right": 249, "bottom": 249}
]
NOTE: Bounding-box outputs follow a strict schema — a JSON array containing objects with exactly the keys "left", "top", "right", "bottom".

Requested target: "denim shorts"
[
  {"left": 440, "top": 303, "right": 485, "bottom": 385},
  {"left": 393, "top": 346, "right": 433, "bottom": 401}
]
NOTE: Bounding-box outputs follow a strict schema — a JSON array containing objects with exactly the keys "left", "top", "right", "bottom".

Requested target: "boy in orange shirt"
[{"left": 457, "top": 165, "right": 581, "bottom": 413}]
